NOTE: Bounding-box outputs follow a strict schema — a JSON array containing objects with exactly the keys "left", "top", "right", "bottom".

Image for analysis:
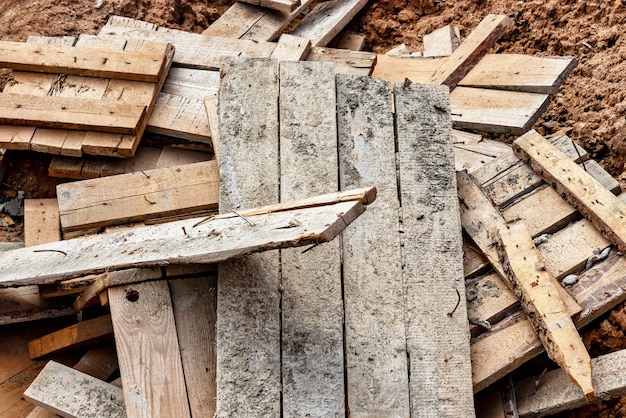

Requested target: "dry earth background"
[{"left": 1, "top": 0, "right": 626, "bottom": 416}]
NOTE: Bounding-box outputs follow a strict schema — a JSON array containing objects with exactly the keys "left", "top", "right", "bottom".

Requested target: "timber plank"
[
  {"left": 497, "top": 222, "right": 595, "bottom": 400},
  {"left": 24, "top": 199, "right": 60, "bottom": 247},
  {"left": 109, "top": 280, "right": 190, "bottom": 418},
  {"left": 430, "top": 14, "right": 513, "bottom": 88},
  {"left": 270, "top": 34, "right": 311, "bottom": 61},
  {"left": 291, "top": 0, "right": 368, "bottom": 47},
  {"left": 147, "top": 93, "right": 211, "bottom": 142},
  {"left": 240, "top": 0, "right": 300, "bottom": 13},
  {"left": 0, "top": 362, "right": 46, "bottom": 417},
  {"left": 162, "top": 67, "right": 219, "bottom": 99},
  {"left": 279, "top": 61, "right": 344, "bottom": 416},
  {"left": 215, "top": 57, "right": 281, "bottom": 418},
  {"left": 0, "top": 40, "right": 171, "bottom": 82},
  {"left": 57, "top": 160, "right": 219, "bottom": 233},
  {"left": 305, "top": 47, "right": 376, "bottom": 76},
  {"left": 513, "top": 130, "right": 626, "bottom": 252},
  {"left": 372, "top": 54, "right": 447, "bottom": 83},
  {"left": 337, "top": 74, "right": 410, "bottom": 416},
  {"left": 459, "top": 54, "right": 577, "bottom": 94},
  {"left": 423, "top": 24, "right": 461, "bottom": 57},
  {"left": 395, "top": 82, "right": 474, "bottom": 416},
  {"left": 0, "top": 189, "right": 371, "bottom": 286}
]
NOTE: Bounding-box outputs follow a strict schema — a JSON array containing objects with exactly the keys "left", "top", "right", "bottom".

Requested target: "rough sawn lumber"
[{"left": 239, "top": 0, "right": 300, "bottom": 13}]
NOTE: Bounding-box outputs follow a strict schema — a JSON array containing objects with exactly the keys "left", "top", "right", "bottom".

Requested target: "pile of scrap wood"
[{"left": 1, "top": 1, "right": 626, "bottom": 417}]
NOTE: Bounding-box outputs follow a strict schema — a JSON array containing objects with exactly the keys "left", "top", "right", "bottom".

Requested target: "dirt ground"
[{"left": 1, "top": 0, "right": 626, "bottom": 415}]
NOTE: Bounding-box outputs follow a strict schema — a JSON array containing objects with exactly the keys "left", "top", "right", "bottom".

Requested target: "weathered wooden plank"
[
  {"left": 204, "top": 95, "right": 220, "bottom": 164},
  {"left": 306, "top": 47, "right": 376, "bottom": 76},
  {"left": 57, "top": 161, "right": 219, "bottom": 233},
  {"left": 98, "top": 26, "right": 276, "bottom": 69},
  {"left": 147, "top": 93, "right": 211, "bottom": 142},
  {"left": 24, "top": 362, "right": 125, "bottom": 417},
  {"left": 240, "top": 0, "right": 300, "bottom": 13},
  {"left": 337, "top": 74, "right": 410, "bottom": 415},
  {"left": 0, "top": 40, "right": 172, "bottom": 82},
  {"left": 162, "top": 67, "right": 219, "bottom": 99},
  {"left": 423, "top": 24, "right": 461, "bottom": 57},
  {"left": 0, "top": 189, "right": 372, "bottom": 287},
  {"left": 109, "top": 280, "right": 190, "bottom": 418},
  {"left": 270, "top": 34, "right": 311, "bottom": 61},
  {"left": 169, "top": 275, "right": 217, "bottom": 418},
  {"left": 0, "top": 285, "right": 74, "bottom": 325},
  {"left": 497, "top": 222, "right": 595, "bottom": 400},
  {"left": 430, "top": 14, "right": 513, "bottom": 88},
  {"left": 291, "top": 0, "right": 368, "bottom": 47},
  {"left": 372, "top": 54, "right": 446, "bottom": 83},
  {"left": 459, "top": 54, "right": 577, "bottom": 94},
  {"left": 335, "top": 32, "right": 366, "bottom": 51},
  {"left": 517, "top": 348, "right": 626, "bottom": 416},
  {"left": 395, "top": 82, "right": 474, "bottom": 416},
  {"left": 279, "top": 60, "right": 344, "bottom": 416},
  {"left": 215, "top": 57, "right": 281, "bottom": 418},
  {"left": 450, "top": 87, "right": 550, "bottom": 134},
  {"left": 1, "top": 362, "right": 47, "bottom": 417},
  {"left": 24, "top": 199, "right": 60, "bottom": 247},
  {"left": 514, "top": 130, "right": 626, "bottom": 252},
  {"left": 466, "top": 271, "right": 519, "bottom": 335}
]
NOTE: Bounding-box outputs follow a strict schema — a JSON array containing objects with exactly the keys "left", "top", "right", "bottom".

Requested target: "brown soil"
[{"left": 2, "top": 0, "right": 626, "bottom": 415}]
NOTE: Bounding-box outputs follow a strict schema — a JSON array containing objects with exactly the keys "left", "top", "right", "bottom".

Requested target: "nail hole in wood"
[{"left": 126, "top": 289, "right": 139, "bottom": 302}]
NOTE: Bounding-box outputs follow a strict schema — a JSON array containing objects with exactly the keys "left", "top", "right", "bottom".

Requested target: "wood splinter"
[{"left": 496, "top": 221, "right": 596, "bottom": 401}]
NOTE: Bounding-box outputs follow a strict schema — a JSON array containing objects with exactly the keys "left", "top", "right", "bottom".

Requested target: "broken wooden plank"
[
  {"left": 306, "top": 47, "right": 376, "bottom": 76},
  {"left": 515, "top": 348, "right": 626, "bottom": 416},
  {"left": 430, "top": 14, "right": 513, "bottom": 88},
  {"left": 423, "top": 24, "right": 461, "bottom": 57},
  {"left": 459, "top": 54, "right": 577, "bottom": 94},
  {"left": 27, "top": 315, "right": 114, "bottom": 359},
  {"left": 270, "top": 34, "right": 311, "bottom": 61},
  {"left": 279, "top": 60, "right": 344, "bottom": 416},
  {"left": 109, "top": 280, "right": 190, "bottom": 418},
  {"left": 291, "top": 0, "right": 368, "bottom": 47},
  {"left": 24, "top": 199, "right": 60, "bottom": 247},
  {"left": 497, "top": 222, "right": 595, "bottom": 400},
  {"left": 0, "top": 40, "right": 172, "bottom": 82},
  {"left": 450, "top": 87, "right": 550, "bottom": 134},
  {"left": 57, "top": 160, "right": 218, "bottom": 233},
  {"left": 240, "top": 0, "right": 300, "bottom": 13},
  {"left": 169, "top": 275, "right": 217, "bottom": 418},
  {"left": 337, "top": 74, "right": 410, "bottom": 415},
  {"left": 215, "top": 56, "right": 281, "bottom": 418},
  {"left": 395, "top": 82, "right": 474, "bottom": 416},
  {"left": 514, "top": 130, "right": 626, "bottom": 252}
]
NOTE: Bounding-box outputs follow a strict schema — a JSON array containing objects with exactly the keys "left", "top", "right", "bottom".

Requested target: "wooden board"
[
  {"left": 430, "top": 14, "right": 513, "bottom": 88},
  {"left": 240, "top": 0, "right": 300, "bottom": 13},
  {"left": 291, "top": 0, "right": 368, "bottom": 47},
  {"left": 161, "top": 67, "right": 219, "bottom": 99},
  {"left": 279, "top": 61, "right": 344, "bottom": 416},
  {"left": 57, "top": 160, "right": 219, "bottom": 233},
  {"left": 270, "top": 34, "right": 311, "bottom": 61},
  {"left": 305, "top": 47, "right": 376, "bottom": 76},
  {"left": 459, "top": 54, "right": 577, "bottom": 94},
  {"left": 147, "top": 93, "right": 211, "bottom": 142},
  {"left": 514, "top": 130, "right": 626, "bottom": 252},
  {"left": 337, "top": 74, "right": 410, "bottom": 415},
  {"left": 215, "top": 57, "right": 282, "bottom": 418},
  {"left": 0, "top": 40, "right": 171, "bottom": 82},
  {"left": 0, "top": 285, "right": 75, "bottom": 325},
  {"left": 109, "top": 280, "right": 190, "bottom": 418},
  {"left": 27, "top": 315, "right": 114, "bottom": 359},
  {"left": 24, "top": 199, "right": 60, "bottom": 247},
  {"left": 395, "top": 82, "right": 474, "bottom": 416},
  {"left": 450, "top": 87, "right": 550, "bottom": 134},
  {"left": 372, "top": 54, "right": 448, "bottom": 83},
  {"left": 423, "top": 24, "right": 461, "bottom": 57},
  {"left": 0, "top": 188, "right": 372, "bottom": 286},
  {"left": 24, "top": 361, "right": 125, "bottom": 417}
]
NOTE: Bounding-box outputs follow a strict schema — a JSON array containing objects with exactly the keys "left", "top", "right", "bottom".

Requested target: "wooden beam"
[
  {"left": 270, "top": 34, "right": 311, "bottom": 61},
  {"left": 514, "top": 130, "right": 626, "bottom": 252},
  {"left": 0, "top": 187, "right": 373, "bottom": 286},
  {"left": 337, "top": 74, "right": 410, "bottom": 415},
  {"left": 0, "top": 40, "right": 173, "bottom": 82},
  {"left": 57, "top": 160, "right": 219, "bottom": 233},
  {"left": 24, "top": 199, "right": 60, "bottom": 247},
  {"left": 240, "top": 0, "right": 300, "bottom": 13},
  {"left": 497, "top": 222, "right": 595, "bottom": 400},
  {"left": 429, "top": 14, "right": 513, "bottom": 88},
  {"left": 395, "top": 82, "right": 474, "bottom": 416},
  {"left": 423, "top": 24, "right": 461, "bottom": 57},
  {"left": 27, "top": 315, "right": 114, "bottom": 359}
]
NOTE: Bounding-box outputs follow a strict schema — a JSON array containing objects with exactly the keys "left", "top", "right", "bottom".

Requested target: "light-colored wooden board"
[
  {"left": 335, "top": 32, "right": 366, "bottom": 51},
  {"left": 270, "top": 34, "right": 311, "bottom": 61},
  {"left": 240, "top": 0, "right": 300, "bottom": 13},
  {"left": 395, "top": 82, "right": 475, "bottom": 416},
  {"left": 279, "top": 60, "right": 344, "bottom": 416},
  {"left": 27, "top": 315, "right": 114, "bottom": 359},
  {"left": 306, "top": 47, "right": 376, "bottom": 76},
  {"left": 372, "top": 54, "right": 445, "bottom": 83},
  {"left": 24, "top": 199, "right": 60, "bottom": 247},
  {"left": 498, "top": 222, "right": 595, "bottom": 400},
  {"left": 0, "top": 189, "right": 371, "bottom": 286},
  {"left": 147, "top": 93, "right": 211, "bottom": 142},
  {"left": 291, "top": 0, "right": 368, "bottom": 47},
  {"left": 109, "top": 280, "right": 190, "bottom": 418},
  {"left": 514, "top": 130, "right": 626, "bottom": 252},
  {"left": 99, "top": 25, "right": 276, "bottom": 70},
  {"left": 169, "top": 276, "right": 217, "bottom": 418},
  {"left": 423, "top": 24, "right": 461, "bottom": 57},
  {"left": 57, "top": 160, "right": 219, "bottom": 233},
  {"left": 450, "top": 87, "right": 550, "bottom": 134},
  {"left": 430, "top": 14, "right": 513, "bottom": 88},
  {"left": 24, "top": 361, "right": 125, "bottom": 417},
  {"left": 459, "top": 54, "right": 577, "bottom": 94},
  {"left": 0, "top": 40, "right": 171, "bottom": 82},
  {"left": 0, "top": 285, "right": 75, "bottom": 325},
  {"left": 466, "top": 271, "right": 519, "bottom": 334},
  {"left": 337, "top": 74, "right": 410, "bottom": 416},
  {"left": 215, "top": 56, "right": 282, "bottom": 418},
  {"left": 517, "top": 348, "right": 626, "bottom": 416},
  {"left": 204, "top": 95, "right": 220, "bottom": 164},
  {"left": 162, "top": 67, "right": 220, "bottom": 99}
]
